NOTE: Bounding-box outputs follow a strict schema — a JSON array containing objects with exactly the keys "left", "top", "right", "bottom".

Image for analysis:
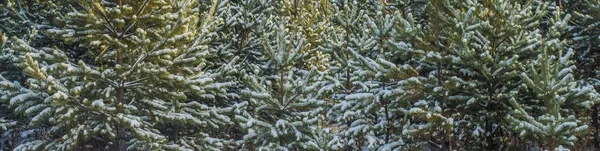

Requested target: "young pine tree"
[
  {"left": 506, "top": 10, "right": 599, "bottom": 150},
  {"left": 1, "top": 0, "right": 243, "bottom": 150},
  {"left": 507, "top": 49, "right": 597, "bottom": 150},
  {"left": 566, "top": 0, "right": 600, "bottom": 148},
  {"left": 322, "top": 0, "right": 381, "bottom": 149},
  {"left": 235, "top": 18, "right": 327, "bottom": 150},
  {"left": 0, "top": 1, "right": 67, "bottom": 149},
  {"left": 324, "top": 0, "right": 422, "bottom": 150},
  {"left": 403, "top": 1, "right": 556, "bottom": 150}
]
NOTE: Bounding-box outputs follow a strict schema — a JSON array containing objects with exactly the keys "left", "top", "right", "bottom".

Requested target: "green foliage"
[
  {"left": 406, "top": 0, "right": 554, "bottom": 150},
  {"left": 1, "top": 0, "right": 600, "bottom": 150},
  {"left": 507, "top": 9, "right": 599, "bottom": 150},
  {"left": 507, "top": 48, "right": 598, "bottom": 149},
  {"left": 235, "top": 18, "right": 328, "bottom": 150},
  {"left": 566, "top": 0, "right": 600, "bottom": 148},
  {"left": 2, "top": 0, "right": 243, "bottom": 150}
]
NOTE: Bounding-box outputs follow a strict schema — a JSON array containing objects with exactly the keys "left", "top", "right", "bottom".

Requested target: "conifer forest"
[{"left": 3, "top": 0, "right": 600, "bottom": 150}]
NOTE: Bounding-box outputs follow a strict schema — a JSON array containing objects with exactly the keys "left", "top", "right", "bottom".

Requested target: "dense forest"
[{"left": 1, "top": 0, "right": 600, "bottom": 150}]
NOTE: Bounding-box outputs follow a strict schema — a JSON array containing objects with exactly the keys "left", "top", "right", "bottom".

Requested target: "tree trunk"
[
  {"left": 115, "top": 82, "right": 127, "bottom": 151},
  {"left": 115, "top": 47, "right": 127, "bottom": 151},
  {"left": 485, "top": 118, "right": 493, "bottom": 151},
  {"left": 115, "top": 125, "right": 127, "bottom": 151},
  {"left": 486, "top": 82, "right": 494, "bottom": 151}
]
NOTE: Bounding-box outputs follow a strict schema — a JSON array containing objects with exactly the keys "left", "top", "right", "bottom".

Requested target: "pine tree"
[
  {"left": 323, "top": 0, "right": 422, "bottom": 150},
  {"left": 321, "top": 0, "right": 378, "bottom": 149},
  {"left": 506, "top": 9, "right": 599, "bottom": 150},
  {"left": 0, "top": 31, "right": 18, "bottom": 151},
  {"left": 1, "top": 0, "right": 243, "bottom": 150},
  {"left": 400, "top": 1, "right": 471, "bottom": 149},
  {"left": 565, "top": 0, "right": 600, "bottom": 148},
  {"left": 400, "top": 1, "right": 562, "bottom": 150},
  {"left": 234, "top": 18, "right": 327, "bottom": 150},
  {"left": 507, "top": 48, "right": 597, "bottom": 149},
  {"left": 0, "top": 1, "right": 66, "bottom": 149},
  {"left": 2, "top": 0, "right": 600, "bottom": 150}
]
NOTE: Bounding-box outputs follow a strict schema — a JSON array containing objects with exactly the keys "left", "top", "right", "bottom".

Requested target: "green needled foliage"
[
  {"left": 566, "top": 0, "right": 600, "bottom": 148},
  {"left": 1, "top": 0, "right": 600, "bottom": 150},
  {"left": 235, "top": 18, "right": 328, "bottom": 150},
  {"left": 1, "top": 0, "right": 243, "bottom": 150},
  {"left": 507, "top": 8, "right": 599, "bottom": 150}
]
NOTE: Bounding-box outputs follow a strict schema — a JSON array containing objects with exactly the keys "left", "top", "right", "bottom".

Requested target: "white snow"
[{"left": 92, "top": 99, "right": 104, "bottom": 108}]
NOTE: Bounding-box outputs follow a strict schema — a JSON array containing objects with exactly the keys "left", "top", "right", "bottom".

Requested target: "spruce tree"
[
  {"left": 322, "top": 0, "right": 378, "bottom": 149},
  {"left": 1, "top": 0, "right": 243, "bottom": 150},
  {"left": 323, "top": 0, "right": 422, "bottom": 150},
  {"left": 507, "top": 48, "right": 597, "bottom": 149},
  {"left": 400, "top": 0, "right": 568, "bottom": 150},
  {"left": 506, "top": 9, "right": 599, "bottom": 150},
  {"left": 235, "top": 18, "right": 327, "bottom": 150},
  {"left": 0, "top": 1, "right": 65, "bottom": 149},
  {"left": 566, "top": 0, "right": 600, "bottom": 148}
]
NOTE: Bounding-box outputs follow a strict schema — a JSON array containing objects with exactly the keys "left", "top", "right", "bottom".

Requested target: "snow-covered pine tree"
[
  {"left": 235, "top": 18, "right": 327, "bottom": 150},
  {"left": 507, "top": 49, "right": 597, "bottom": 150},
  {"left": 1, "top": 0, "right": 244, "bottom": 150},
  {"left": 210, "top": 1, "right": 334, "bottom": 147},
  {"left": 506, "top": 9, "right": 599, "bottom": 150},
  {"left": 321, "top": 0, "right": 376, "bottom": 149},
  {"left": 565, "top": 0, "right": 600, "bottom": 148},
  {"left": 277, "top": 0, "right": 335, "bottom": 148},
  {"left": 400, "top": 1, "right": 467, "bottom": 149},
  {"left": 0, "top": 1, "right": 69, "bottom": 149},
  {"left": 401, "top": 1, "right": 558, "bottom": 150},
  {"left": 354, "top": 3, "right": 424, "bottom": 150},
  {"left": 197, "top": 1, "right": 280, "bottom": 145},
  {"left": 414, "top": 0, "right": 552, "bottom": 150},
  {"left": 0, "top": 32, "right": 18, "bottom": 150},
  {"left": 323, "top": 0, "right": 422, "bottom": 150}
]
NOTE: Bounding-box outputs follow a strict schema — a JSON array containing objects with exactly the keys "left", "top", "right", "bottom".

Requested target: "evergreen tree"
[
  {"left": 235, "top": 18, "right": 327, "bottom": 150},
  {"left": 1, "top": 0, "right": 243, "bottom": 150},
  {"left": 507, "top": 48, "right": 597, "bottom": 149},
  {"left": 323, "top": 0, "right": 422, "bottom": 150},
  {"left": 1, "top": 0, "right": 600, "bottom": 150},
  {"left": 321, "top": 0, "right": 379, "bottom": 149},
  {"left": 566, "top": 0, "right": 600, "bottom": 148},
  {"left": 399, "top": 0, "right": 576, "bottom": 150},
  {"left": 506, "top": 9, "right": 599, "bottom": 150},
  {"left": 0, "top": 1, "right": 66, "bottom": 149}
]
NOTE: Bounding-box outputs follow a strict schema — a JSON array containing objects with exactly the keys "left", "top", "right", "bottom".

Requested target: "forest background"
[{"left": 2, "top": 0, "right": 600, "bottom": 150}]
